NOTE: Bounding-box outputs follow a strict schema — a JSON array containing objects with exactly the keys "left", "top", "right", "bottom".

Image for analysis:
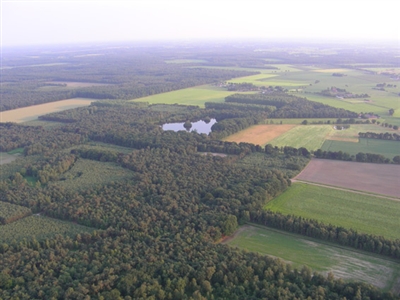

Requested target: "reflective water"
[{"left": 162, "top": 119, "right": 216, "bottom": 134}]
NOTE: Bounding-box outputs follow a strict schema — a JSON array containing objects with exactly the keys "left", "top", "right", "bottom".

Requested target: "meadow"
[
  {"left": 131, "top": 84, "right": 256, "bottom": 107},
  {"left": 321, "top": 138, "right": 400, "bottom": 159},
  {"left": 0, "top": 98, "right": 95, "bottom": 123},
  {"left": 269, "top": 125, "right": 333, "bottom": 150},
  {"left": 226, "top": 225, "right": 400, "bottom": 292},
  {"left": 0, "top": 215, "right": 94, "bottom": 243},
  {"left": 265, "top": 183, "right": 400, "bottom": 239},
  {"left": 49, "top": 158, "right": 134, "bottom": 192}
]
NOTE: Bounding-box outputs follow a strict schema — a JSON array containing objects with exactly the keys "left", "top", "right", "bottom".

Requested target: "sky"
[{"left": 1, "top": 0, "right": 399, "bottom": 47}]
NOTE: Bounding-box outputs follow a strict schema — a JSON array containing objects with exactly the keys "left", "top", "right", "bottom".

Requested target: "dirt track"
[{"left": 295, "top": 159, "right": 400, "bottom": 198}]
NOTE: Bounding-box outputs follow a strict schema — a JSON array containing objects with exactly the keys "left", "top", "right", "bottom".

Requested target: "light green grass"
[
  {"left": 326, "top": 124, "right": 398, "bottom": 142},
  {"left": 265, "top": 118, "right": 337, "bottom": 125},
  {"left": 0, "top": 215, "right": 94, "bottom": 242},
  {"left": 321, "top": 138, "right": 400, "bottom": 159},
  {"left": 7, "top": 148, "right": 24, "bottom": 155},
  {"left": 49, "top": 158, "right": 134, "bottom": 192},
  {"left": 130, "top": 84, "right": 255, "bottom": 107},
  {"left": 227, "top": 225, "right": 400, "bottom": 292},
  {"left": 269, "top": 125, "right": 333, "bottom": 150},
  {"left": 265, "top": 183, "right": 400, "bottom": 240}
]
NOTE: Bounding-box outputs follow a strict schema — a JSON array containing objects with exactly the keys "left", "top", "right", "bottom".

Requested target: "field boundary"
[{"left": 292, "top": 179, "right": 400, "bottom": 202}]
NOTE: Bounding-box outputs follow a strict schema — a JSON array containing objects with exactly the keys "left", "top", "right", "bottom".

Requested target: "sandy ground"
[
  {"left": 294, "top": 159, "right": 400, "bottom": 198},
  {"left": 223, "top": 124, "right": 297, "bottom": 145},
  {"left": 0, "top": 98, "right": 95, "bottom": 123}
]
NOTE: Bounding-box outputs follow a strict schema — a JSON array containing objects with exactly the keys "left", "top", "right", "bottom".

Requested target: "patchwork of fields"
[
  {"left": 0, "top": 98, "right": 95, "bottom": 123},
  {"left": 226, "top": 225, "right": 400, "bottom": 292}
]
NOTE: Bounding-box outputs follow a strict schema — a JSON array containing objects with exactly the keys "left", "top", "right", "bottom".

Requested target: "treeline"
[
  {"left": 359, "top": 131, "right": 400, "bottom": 141},
  {"left": 225, "top": 93, "right": 359, "bottom": 118},
  {"left": 250, "top": 210, "right": 400, "bottom": 259},
  {"left": 0, "top": 123, "right": 85, "bottom": 155},
  {"left": 313, "top": 149, "right": 396, "bottom": 164}
]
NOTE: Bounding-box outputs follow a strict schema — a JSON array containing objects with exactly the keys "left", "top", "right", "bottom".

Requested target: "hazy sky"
[{"left": 1, "top": 0, "right": 399, "bottom": 47}]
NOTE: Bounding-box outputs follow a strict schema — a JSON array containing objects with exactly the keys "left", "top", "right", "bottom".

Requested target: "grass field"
[
  {"left": 265, "top": 182, "right": 400, "bottom": 239},
  {"left": 130, "top": 84, "right": 255, "bottom": 107},
  {"left": 49, "top": 158, "right": 134, "bottom": 192},
  {"left": 226, "top": 225, "right": 400, "bottom": 292},
  {"left": 0, "top": 215, "right": 94, "bottom": 242},
  {"left": 0, "top": 98, "right": 96, "bottom": 123},
  {"left": 269, "top": 125, "right": 333, "bottom": 150},
  {"left": 326, "top": 124, "right": 397, "bottom": 142},
  {"left": 321, "top": 138, "right": 400, "bottom": 159},
  {"left": 223, "top": 124, "right": 297, "bottom": 145}
]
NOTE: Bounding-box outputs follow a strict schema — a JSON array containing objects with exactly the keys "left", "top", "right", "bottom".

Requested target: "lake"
[{"left": 162, "top": 119, "right": 216, "bottom": 134}]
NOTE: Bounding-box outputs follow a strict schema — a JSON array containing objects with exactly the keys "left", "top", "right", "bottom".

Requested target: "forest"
[{"left": 1, "top": 43, "right": 400, "bottom": 299}]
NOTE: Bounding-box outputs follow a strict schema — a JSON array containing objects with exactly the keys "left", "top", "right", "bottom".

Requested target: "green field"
[
  {"left": 264, "top": 183, "right": 400, "bottom": 240},
  {"left": 0, "top": 215, "right": 94, "bottom": 243},
  {"left": 130, "top": 84, "right": 255, "bottom": 107},
  {"left": 321, "top": 138, "right": 400, "bottom": 159},
  {"left": 48, "top": 158, "right": 134, "bottom": 192},
  {"left": 227, "top": 225, "right": 400, "bottom": 292},
  {"left": 269, "top": 125, "right": 333, "bottom": 150},
  {"left": 326, "top": 124, "right": 397, "bottom": 142}
]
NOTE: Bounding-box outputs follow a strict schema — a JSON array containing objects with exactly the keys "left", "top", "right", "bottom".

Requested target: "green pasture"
[
  {"left": 265, "top": 118, "right": 337, "bottom": 125},
  {"left": 326, "top": 124, "right": 397, "bottom": 141},
  {"left": 49, "top": 158, "right": 134, "bottom": 192},
  {"left": 264, "top": 183, "right": 400, "bottom": 240},
  {"left": 269, "top": 125, "right": 333, "bottom": 150},
  {"left": 0, "top": 215, "right": 94, "bottom": 243},
  {"left": 130, "top": 84, "right": 255, "bottom": 107},
  {"left": 7, "top": 148, "right": 24, "bottom": 155},
  {"left": 227, "top": 225, "right": 400, "bottom": 292},
  {"left": 321, "top": 138, "right": 400, "bottom": 159}
]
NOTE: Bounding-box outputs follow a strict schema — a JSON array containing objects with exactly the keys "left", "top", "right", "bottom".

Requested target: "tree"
[
  {"left": 389, "top": 108, "right": 395, "bottom": 116},
  {"left": 302, "top": 120, "right": 308, "bottom": 125}
]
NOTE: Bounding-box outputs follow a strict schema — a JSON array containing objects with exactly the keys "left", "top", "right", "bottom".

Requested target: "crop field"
[
  {"left": 269, "top": 125, "right": 333, "bottom": 150},
  {"left": 265, "top": 182, "right": 400, "bottom": 239},
  {"left": 0, "top": 215, "right": 94, "bottom": 243},
  {"left": 295, "top": 159, "right": 400, "bottom": 198},
  {"left": 226, "top": 225, "right": 400, "bottom": 292},
  {"left": 0, "top": 201, "right": 31, "bottom": 224},
  {"left": 0, "top": 98, "right": 96, "bottom": 123},
  {"left": 223, "top": 124, "right": 297, "bottom": 145},
  {"left": 321, "top": 138, "right": 400, "bottom": 159},
  {"left": 131, "top": 84, "right": 255, "bottom": 107},
  {"left": 49, "top": 158, "right": 134, "bottom": 192}
]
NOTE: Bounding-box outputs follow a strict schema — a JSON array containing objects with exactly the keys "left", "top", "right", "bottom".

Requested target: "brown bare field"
[
  {"left": 223, "top": 124, "right": 297, "bottom": 145},
  {"left": 0, "top": 98, "right": 95, "bottom": 123},
  {"left": 295, "top": 159, "right": 400, "bottom": 198}
]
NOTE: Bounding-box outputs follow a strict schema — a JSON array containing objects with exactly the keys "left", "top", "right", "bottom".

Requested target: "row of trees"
[
  {"left": 313, "top": 149, "right": 395, "bottom": 164},
  {"left": 359, "top": 131, "right": 400, "bottom": 141}
]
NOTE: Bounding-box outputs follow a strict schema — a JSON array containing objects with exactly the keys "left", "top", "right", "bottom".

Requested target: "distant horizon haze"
[{"left": 2, "top": 0, "right": 399, "bottom": 48}]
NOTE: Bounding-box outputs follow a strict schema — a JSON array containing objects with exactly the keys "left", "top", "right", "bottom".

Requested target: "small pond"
[{"left": 162, "top": 119, "right": 217, "bottom": 134}]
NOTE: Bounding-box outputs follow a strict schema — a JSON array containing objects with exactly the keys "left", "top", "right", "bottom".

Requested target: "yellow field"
[
  {"left": 223, "top": 124, "right": 297, "bottom": 145},
  {"left": 0, "top": 98, "right": 95, "bottom": 123},
  {"left": 313, "top": 68, "right": 349, "bottom": 73}
]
